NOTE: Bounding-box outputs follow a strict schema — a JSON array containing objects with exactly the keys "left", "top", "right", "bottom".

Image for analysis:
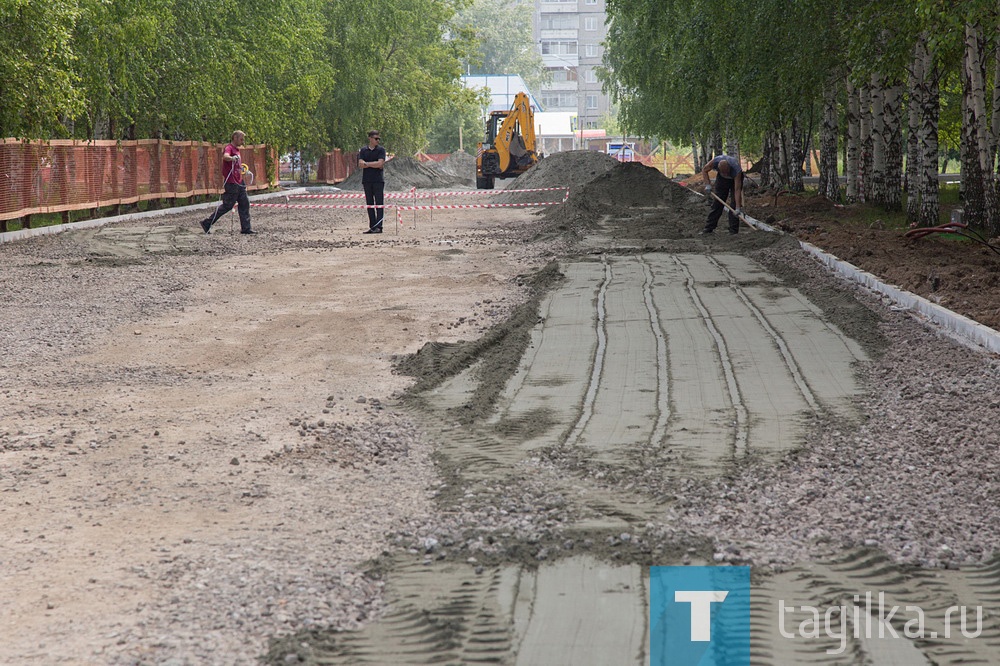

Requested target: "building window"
[
  {"left": 542, "top": 41, "right": 578, "bottom": 56},
  {"left": 541, "top": 93, "right": 578, "bottom": 109},
  {"left": 549, "top": 67, "right": 578, "bottom": 82},
  {"left": 541, "top": 14, "right": 575, "bottom": 30},
  {"left": 585, "top": 120, "right": 599, "bottom": 129},
  {"left": 584, "top": 44, "right": 600, "bottom": 57},
  {"left": 584, "top": 68, "right": 598, "bottom": 83},
  {"left": 586, "top": 95, "right": 598, "bottom": 109},
  {"left": 585, "top": 0, "right": 599, "bottom": 5},
  {"left": 584, "top": 16, "right": 598, "bottom": 31}
]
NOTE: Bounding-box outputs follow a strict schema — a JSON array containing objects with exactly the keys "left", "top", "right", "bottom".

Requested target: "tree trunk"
[
  {"left": 966, "top": 24, "right": 992, "bottom": 176},
  {"left": 906, "top": 37, "right": 925, "bottom": 222},
  {"left": 803, "top": 134, "right": 814, "bottom": 177},
  {"left": 725, "top": 120, "right": 738, "bottom": 159},
  {"left": 691, "top": 133, "right": 702, "bottom": 172},
  {"left": 919, "top": 45, "right": 940, "bottom": 227},
  {"left": 860, "top": 84, "right": 872, "bottom": 202},
  {"left": 776, "top": 126, "right": 789, "bottom": 188},
  {"left": 963, "top": 22, "right": 996, "bottom": 230},
  {"left": 819, "top": 78, "right": 841, "bottom": 201},
  {"left": 883, "top": 80, "right": 904, "bottom": 211},
  {"left": 760, "top": 130, "right": 780, "bottom": 189},
  {"left": 846, "top": 78, "right": 860, "bottom": 203},
  {"left": 711, "top": 131, "right": 723, "bottom": 158},
  {"left": 990, "top": 44, "right": 1000, "bottom": 172},
  {"left": 788, "top": 119, "right": 805, "bottom": 192},
  {"left": 870, "top": 74, "right": 887, "bottom": 206}
]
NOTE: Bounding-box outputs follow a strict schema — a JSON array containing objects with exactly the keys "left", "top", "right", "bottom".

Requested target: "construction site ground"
[{"left": 1, "top": 151, "right": 999, "bottom": 665}]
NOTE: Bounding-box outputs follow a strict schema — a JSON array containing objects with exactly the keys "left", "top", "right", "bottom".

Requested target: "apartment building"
[{"left": 533, "top": 0, "right": 610, "bottom": 133}]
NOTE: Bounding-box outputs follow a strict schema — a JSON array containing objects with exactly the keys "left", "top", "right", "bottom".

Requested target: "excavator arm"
[
  {"left": 494, "top": 92, "right": 537, "bottom": 173},
  {"left": 476, "top": 92, "right": 539, "bottom": 189}
]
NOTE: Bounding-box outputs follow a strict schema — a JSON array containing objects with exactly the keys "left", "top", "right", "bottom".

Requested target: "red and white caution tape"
[
  {"left": 289, "top": 186, "right": 568, "bottom": 200},
  {"left": 395, "top": 201, "right": 565, "bottom": 211},
  {"left": 252, "top": 203, "right": 388, "bottom": 209}
]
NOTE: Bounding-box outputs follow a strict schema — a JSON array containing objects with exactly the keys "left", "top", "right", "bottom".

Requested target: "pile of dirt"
[
  {"left": 434, "top": 151, "right": 476, "bottom": 186},
  {"left": 495, "top": 150, "right": 620, "bottom": 203},
  {"left": 339, "top": 155, "right": 471, "bottom": 191},
  {"left": 569, "top": 161, "right": 700, "bottom": 209},
  {"left": 538, "top": 161, "right": 708, "bottom": 237}
]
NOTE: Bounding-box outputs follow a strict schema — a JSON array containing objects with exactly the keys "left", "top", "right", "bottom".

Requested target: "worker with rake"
[{"left": 700, "top": 154, "right": 745, "bottom": 235}]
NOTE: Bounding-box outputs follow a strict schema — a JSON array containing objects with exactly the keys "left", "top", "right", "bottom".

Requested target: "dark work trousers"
[
  {"left": 704, "top": 173, "right": 742, "bottom": 234},
  {"left": 363, "top": 181, "right": 385, "bottom": 230},
  {"left": 205, "top": 183, "right": 252, "bottom": 233}
]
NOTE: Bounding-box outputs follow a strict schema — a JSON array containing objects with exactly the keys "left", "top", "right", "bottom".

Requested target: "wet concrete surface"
[{"left": 262, "top": 171, "right": 1000, "bottom": 665}]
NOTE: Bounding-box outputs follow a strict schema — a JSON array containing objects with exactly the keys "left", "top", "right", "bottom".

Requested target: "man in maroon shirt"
[{"left": 199, "top": 130, "right": 255, "bottom": 234}]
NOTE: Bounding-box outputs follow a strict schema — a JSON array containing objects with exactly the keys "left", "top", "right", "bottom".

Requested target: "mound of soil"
[
  {"left": 339, "top": 155, "right": 471, "bottom": 191},
  {"left": 568, "top": 161, "right": 700, "bottom": 209},
  {"left": 495, "top": 150, "right": 620, "bottom": 203},
  {"left": 539, "top": 160, "right": 714, "bottom": 241},
  {"left": 434, "top": 151, "right": 476, "bottom": 186}
]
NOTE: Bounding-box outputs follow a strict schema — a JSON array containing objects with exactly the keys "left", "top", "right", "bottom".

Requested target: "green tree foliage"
[
  {"left": 0, "top": 0, "right": 472, "bottom": 155},
  {"left": 0, "top": 0, "right": 82, "bottom": 138},
  {"left": 73, "top": 0, "right": 172, "bottom": 139},
  {"left": 424, "top": 0, "right": 540, "bottom": 156},
  {"left": 604, "top": 0, "right": 848, "bottom": 149},
  {"left": 426, "top": 87, "right": 488, "bottom": 153},
  {"left": 317, "top": 0, "right": 476, "bottom": 154},
  {"left": 452, "top": 0, "right": 545, "bottom": 91}
]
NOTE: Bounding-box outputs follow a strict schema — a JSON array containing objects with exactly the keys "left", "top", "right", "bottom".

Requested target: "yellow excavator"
[{"left": 476, "top": 92, "right": 539, "bottom": 189}]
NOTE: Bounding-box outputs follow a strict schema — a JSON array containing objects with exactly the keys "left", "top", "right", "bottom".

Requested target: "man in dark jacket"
[{"left": 358, "top": 130, "right": 386, "bottom": 234}]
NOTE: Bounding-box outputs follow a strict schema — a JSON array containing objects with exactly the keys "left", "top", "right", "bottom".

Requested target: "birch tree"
[
  {"left": 918, "top": 37, "right": 941, "bottom": 227},
  {"left": 818, "top": 77, "right": 842, "bottom": 201},
  {"left": 961, "top": 22, "right": 995, "bottom": 229},
  {"left": 846, "top": 78, "right": 861, "bottom": 202},
  {"left": 870, "top": 75, "right": 887, "bottom": 206},
  {"left": 906, "top": 38, "right": 925, "bottom": 221},
  {"left": 883, "top": 80, "right": 904, "bottom": 211}
]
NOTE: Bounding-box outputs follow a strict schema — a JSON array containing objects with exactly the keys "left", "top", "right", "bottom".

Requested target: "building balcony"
[
  {"left": 539, "top": 29, "right": 578, "bottom": 40},
  {"left": 542, "top": 81, "right": 579, "bottom": 92},
  {"left": 542, "top": 53, "right": 579, "bottom": 68}
]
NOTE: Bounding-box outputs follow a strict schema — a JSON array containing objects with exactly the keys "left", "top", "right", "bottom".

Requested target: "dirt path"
[
  {"left": 0, "top": 203, "right": 556, "bottom": 663},
  {"left": 4, "top": 158, "right": 1000, "bottom": 665}
]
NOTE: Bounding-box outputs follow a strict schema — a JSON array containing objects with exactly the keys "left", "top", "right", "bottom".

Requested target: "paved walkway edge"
[
  {"left": 0, "top": 188, "right": 306, "bottom": 246},
  {"left": 745, "top": 215, "right": 1000, "bottom": 355}
]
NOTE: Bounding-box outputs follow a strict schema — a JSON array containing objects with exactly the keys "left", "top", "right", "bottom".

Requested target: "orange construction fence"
[
  {"left": 0, "top": 138, "right": 277, "bottom": 223},
  {"left": 315, "top": 148, "right": 360, "bottom": 184}
]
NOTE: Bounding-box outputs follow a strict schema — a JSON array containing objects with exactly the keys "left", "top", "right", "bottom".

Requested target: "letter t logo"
[{"left": 674, "top": 590, "right": 729, "bottom": 641}]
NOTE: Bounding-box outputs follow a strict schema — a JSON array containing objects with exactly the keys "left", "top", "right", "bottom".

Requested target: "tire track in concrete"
[
  {"left": 709, "top": 255, "right": 820, "bottom": 412},
  {"left": 564, "top": 255, "right": 610, "bottom": 449},
  {"left": 478, "top": 253, "right": 865, "bottom": 472},
  {"left": 570, "top": 256, "right": 671, "bottom": 463},
  {"left": 672, "top": 254, "right": 750, "bottom": 456},
  {"left": 274, "top": 557, "right": 647, "bottom": 666},
  {"left": 638, "top": 254, "right": 671, "bottom": 448}
]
